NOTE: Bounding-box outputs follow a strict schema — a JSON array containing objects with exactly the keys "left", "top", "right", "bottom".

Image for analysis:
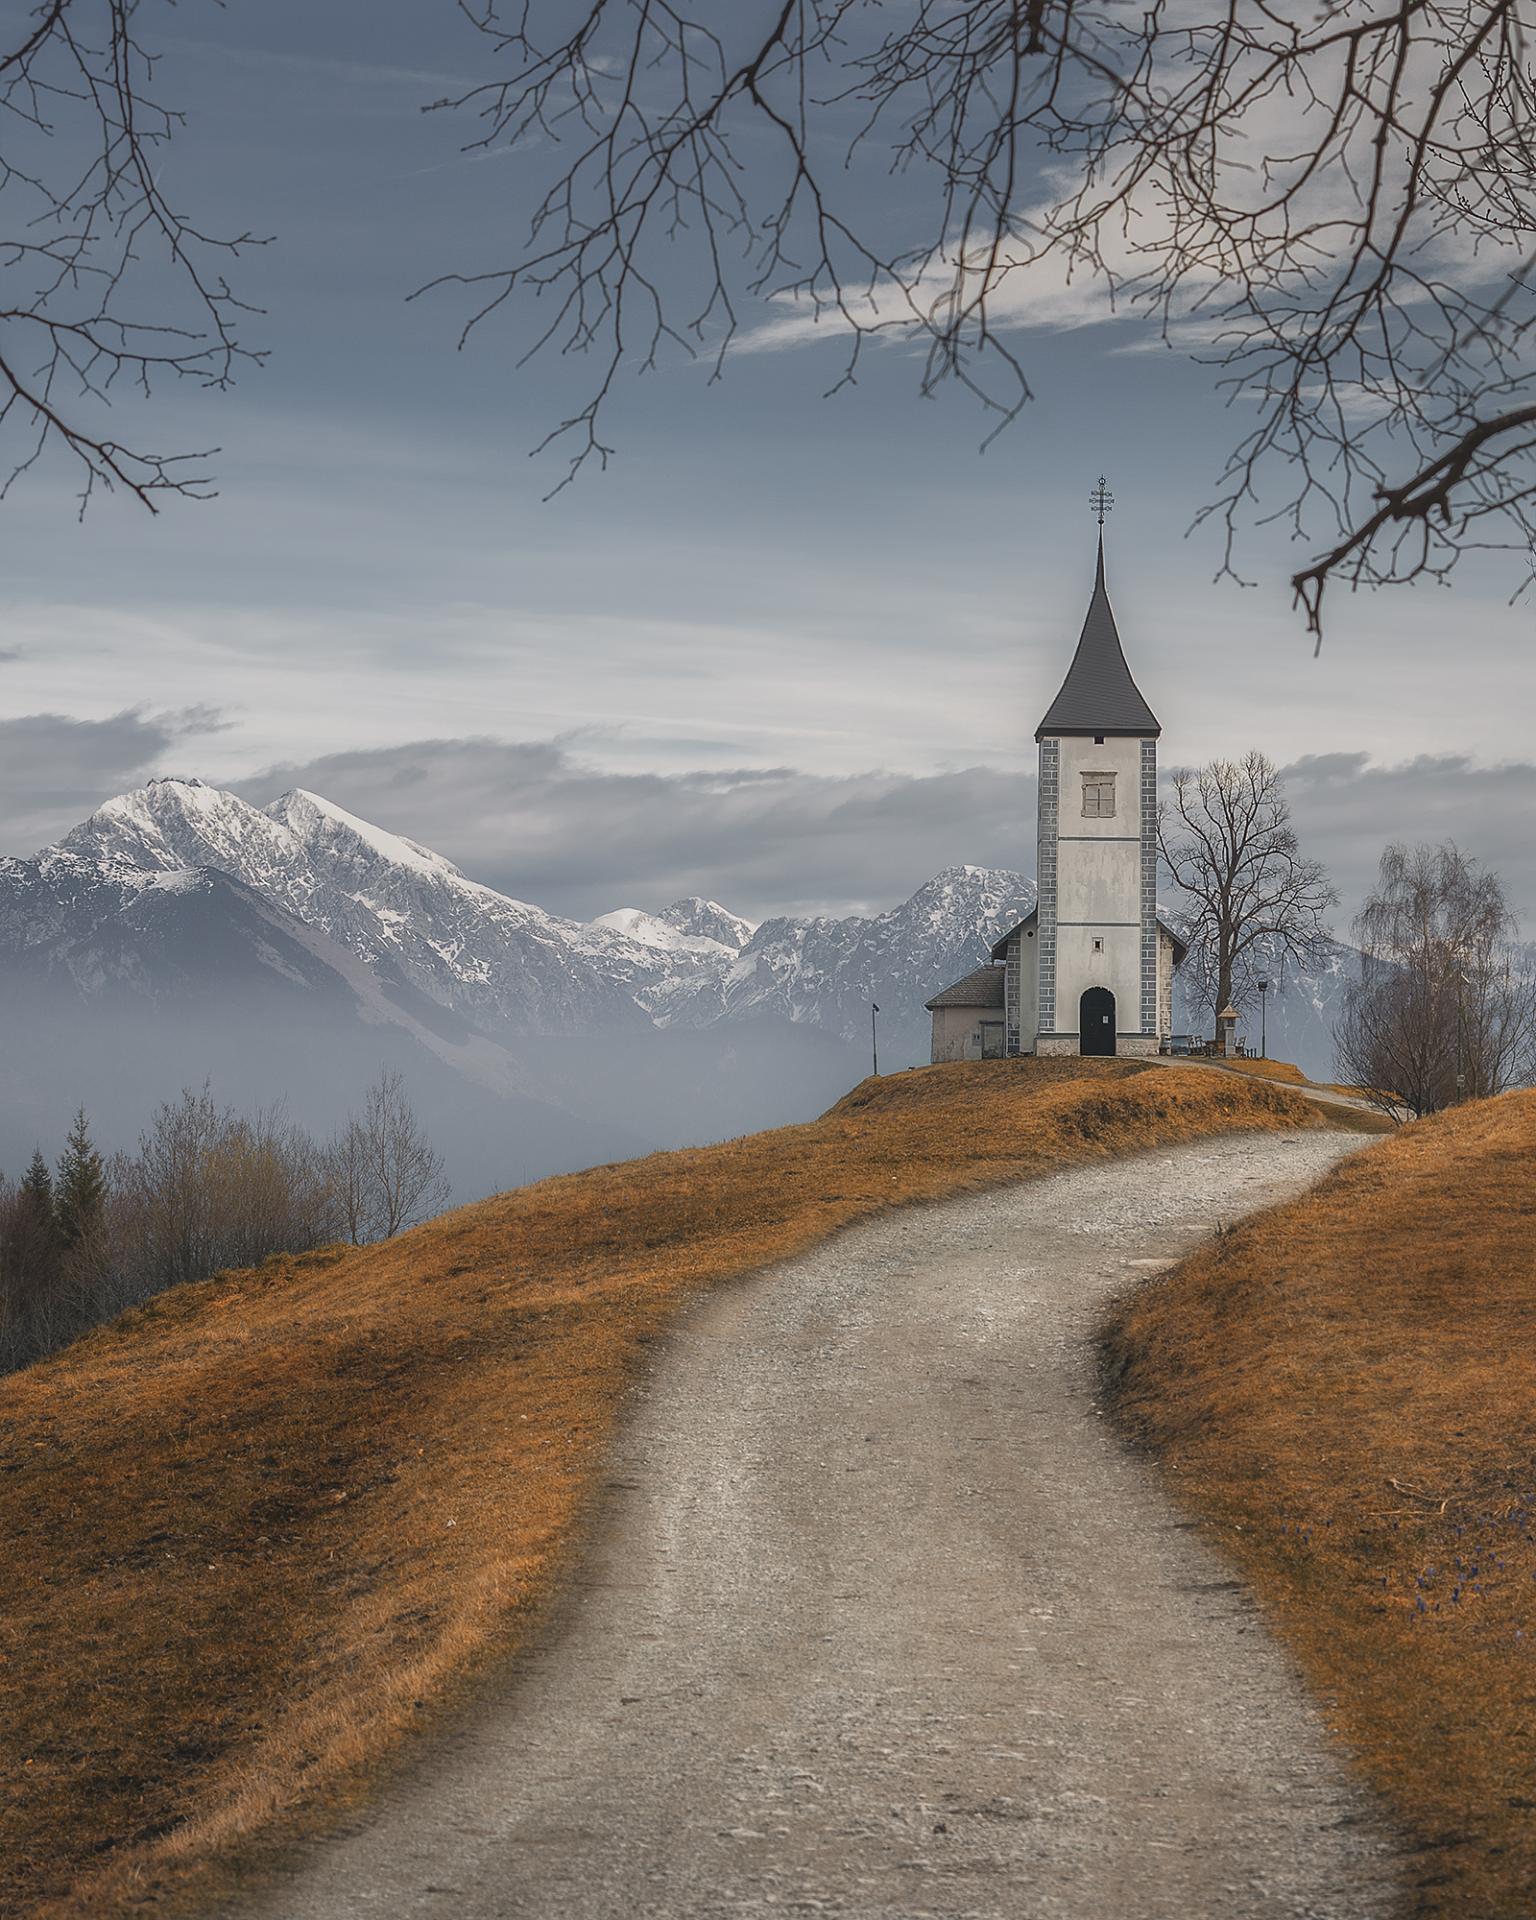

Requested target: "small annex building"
[
  {"left": 926, "top": 516, "right": 1188, "bottom": 1062},
  {"left": 926, "top": 962, "right": 1007, "bottom": 1061}
]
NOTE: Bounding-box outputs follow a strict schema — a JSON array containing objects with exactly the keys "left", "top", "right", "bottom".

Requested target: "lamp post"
[
  {"left": 1257, "top": 978, "right": 1270, "bottom": 1059},
  {"left": 1456, "top": 969, "right": 1472, "bottom": 1101},
  {"left": 871, "top": 1001, "right": 880, "bottom": 1078}
]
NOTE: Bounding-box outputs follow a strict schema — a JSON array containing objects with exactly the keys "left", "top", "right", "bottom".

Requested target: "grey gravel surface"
[{"left": 235, "top": 1129, "right": 1402, "bottom": 1920}]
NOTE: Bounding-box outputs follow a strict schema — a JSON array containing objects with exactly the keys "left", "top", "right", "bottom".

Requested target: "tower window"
[
  {"left": 1081, "top": 772, "right": 1116, "bottom": 819},
  {"left": 1094, "top": 735, "right": 1105, "bottom": 745},
  {"left": 1092, "top": 937, "right": 1105, "bottom": 953}
]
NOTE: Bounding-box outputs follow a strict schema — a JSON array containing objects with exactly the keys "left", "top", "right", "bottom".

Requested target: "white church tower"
[{"left": 926, "top": 481, "right": 1185, "bottom": 1062}]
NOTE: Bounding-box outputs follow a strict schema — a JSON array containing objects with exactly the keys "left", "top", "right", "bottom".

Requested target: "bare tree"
[
  {"left": 363, "top": 1070, "right": 449, "bottom": 1239},
  {"left": 325, "top": 1070, "right": 449, "bottom": 1244},
  {"left": 114, "top": 1087, "right": 332, "bottom": 1293},
  {"left": 1159, "top": 752, "right": 1337, "bottom": 1029},
  {"left": 323, "top": 1116, "right": 373, "bottom": 1249},
  {"left": 0, "top": 2, "right": 263, "bottom": 512},
  {"left": 431, "top": 1, "right": 1536, "bottom": 631},
  {"left": 1337, "top": 842, "right": 1536, "bottom": 1118}
]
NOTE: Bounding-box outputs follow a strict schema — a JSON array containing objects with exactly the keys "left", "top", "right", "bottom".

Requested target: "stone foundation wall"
[
  {"left": 1035, "top": 1034, "right": 1078, "bottom": 1057},
  {"left": 1034, "top": 1032, "right": 1160, "bottom": 1059}
]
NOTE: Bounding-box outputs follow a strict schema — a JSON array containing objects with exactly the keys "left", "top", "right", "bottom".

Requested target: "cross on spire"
[{"left": 1089, "top": 475, "right": 1114, "bottom": 528}]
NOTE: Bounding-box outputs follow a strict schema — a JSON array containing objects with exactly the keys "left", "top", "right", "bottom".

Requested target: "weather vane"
[{"left": 1089, "top": 475, "right": 1114, "bottom": 527}]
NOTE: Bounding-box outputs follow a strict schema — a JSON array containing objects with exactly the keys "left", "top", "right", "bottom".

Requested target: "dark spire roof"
[{"left": 1035, "top": 534, "right": 1160, "bottom": 740}]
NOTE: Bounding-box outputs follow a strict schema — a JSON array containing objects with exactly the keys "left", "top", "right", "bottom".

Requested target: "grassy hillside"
[
  {"left": 1105, "top": 1089, "right": 1536, "bottom": 1918},
  {"left": 0, "top": 1058, "right": 1316, "bottom": 1919},
  {"left": 1207, "top": 1054, "right": 1313, "bottom": 1084}
]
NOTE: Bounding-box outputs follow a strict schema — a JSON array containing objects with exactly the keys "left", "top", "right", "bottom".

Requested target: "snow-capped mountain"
[
  {"left": 661, "top": 865, "right": 1038, "bottom": 1060},
  {"left": 657, "top": 897, "right": 757, "bottom": 951},
  {"left": 37, "top": 783, "right": 1037, "bottom": 1065},
  {"left": 0, "top": 782, "right": 864, "bottom": 1194},
  {"left": 55, "top": 779, "right": 700, "bottom": 1034},
  {"left": 0, "top": 845, "right": 647, "bottom": 1199},
  {"left": 591, "top": 897, "right": 754, "bottom": 960}
]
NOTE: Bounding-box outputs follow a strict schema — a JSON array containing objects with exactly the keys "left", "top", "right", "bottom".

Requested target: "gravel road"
[{"left": 236, "top": 1130, "right": 1401, "bottom": 1920}]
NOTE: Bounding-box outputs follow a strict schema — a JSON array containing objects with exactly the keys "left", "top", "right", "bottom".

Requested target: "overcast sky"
[{"left": 3, "top": 2, "right": 1533, "bottom": 929}]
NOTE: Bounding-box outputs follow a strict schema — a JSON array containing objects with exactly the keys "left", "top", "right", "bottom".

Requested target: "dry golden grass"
[
  {"left": 1104, "top": 1089, "right": 1536, "bottom": 1918},
  {"left": 1208, "top": 1054, "right": 1312, "bottom": 1085},
  {"left": 1, "top": 1058, "right": 1317, "bottom": 1920},
  {"left": 1193, "top": 1055, "right": 1397, "bottom": 1129}
]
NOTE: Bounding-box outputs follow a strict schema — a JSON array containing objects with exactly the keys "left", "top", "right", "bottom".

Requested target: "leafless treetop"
[
  {"left": 433, "top": 0, "right": 1536, "bottom": 635},
  {"left": 1159, "top": 750, "right": 1337, "bottom": 1014},
  {"left": 0, "top": 1, "right": 264, "bottom": 514}
]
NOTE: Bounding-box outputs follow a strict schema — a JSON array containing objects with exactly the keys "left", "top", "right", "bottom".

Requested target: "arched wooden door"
[{"left": 1080, "top": 987, "right": 1116, "bottom": 1056}]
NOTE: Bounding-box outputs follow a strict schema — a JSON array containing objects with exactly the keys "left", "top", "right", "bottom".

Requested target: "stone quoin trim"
[
  {"left": 1036, "top": 738, "right": 1059, "bottom": 1041},
  {"left": 1140, "top": 738, "right": 1158, "bottom": 1034},
  {"left": 1005, "top": 936, "right": 1022, "bottom": 1055}
]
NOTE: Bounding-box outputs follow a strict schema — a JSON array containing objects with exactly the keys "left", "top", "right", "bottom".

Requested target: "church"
[{"left": 926, "top": 509, "right": 1187, "bottom": 1061}]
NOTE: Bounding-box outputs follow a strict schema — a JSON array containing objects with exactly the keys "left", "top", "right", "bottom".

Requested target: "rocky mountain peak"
[
  {"left": 266, "top": 789, "right": 467, "bottom": 884},
  {"left": 60, "top": 778, "right": 295, "bottom": 881},
  {"left": 656, "top": 897, "right": 757, "bottom": 952},
  {"left": 896, "top": 864, "right": 1038, "bottom": 933}
]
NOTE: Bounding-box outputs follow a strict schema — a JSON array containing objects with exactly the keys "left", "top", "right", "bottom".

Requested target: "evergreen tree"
[
  {"left": 13, "top": 1147, "right": 61, "bottom": 1303},
  {"left": 55, "top": 1109, "right": 107, "bottom": 1251},
  {"left": 18, "top": 1148, "right": 55, "bottom": 1233}
]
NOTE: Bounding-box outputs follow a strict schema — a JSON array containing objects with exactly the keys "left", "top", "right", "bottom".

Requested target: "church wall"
[
  {"left": 1052, "top": 924, "right": 1144, "bottom": 1041},
  {"left": 1038, "top": 734, "right": 1150, "bottom": 1043},
  {"left": 1054, "top": 734, "right": 1145, "bottom": 826},
  {"left": 1005, "top": 928, "right": 1038, "bottom": 1055},
  {"left": 1055, "top": 846, "right": 1142, "bottom": 924},
  {"left": 930, "top": 1006, "right": 1006, "bottom": 1063}
]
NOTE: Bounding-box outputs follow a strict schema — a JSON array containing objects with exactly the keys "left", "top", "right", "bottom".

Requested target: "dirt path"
[{"left": 234, "top": 1131, "right": 1401, "bottom": 1920}]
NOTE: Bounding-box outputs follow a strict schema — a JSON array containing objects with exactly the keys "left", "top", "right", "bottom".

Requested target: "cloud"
[
  {"left": 240, "top": 737, "right": 1033, "bottom": 921},
  {"left": 243, "top": 737, "right": 1536, "bottom": 933},
  {"left": 731, "top": 232, "right": 1132, "bottom": 359},
  {"left": 1281, "top": 752, "right": 1536, "bottom": 929},
  {"left": 730, "top": 66, "right": 1507, "bottom": 369},
  {"left": 728, "top": 155, "right": 1253, "bottom": 361},
  {"left": 15, "top": 716, "right": 1536, "bottom": 941},
  {"left": 1, "top": 708, "right": 227, "bottom": 858}
]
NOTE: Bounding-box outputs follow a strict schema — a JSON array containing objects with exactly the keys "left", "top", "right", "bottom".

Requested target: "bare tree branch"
[
  {"left": 435, "top": 0, "right": 1536, "bottom": 628},
  {"left": 0, "top": 1, "right": 265, "bottom": 513}
]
